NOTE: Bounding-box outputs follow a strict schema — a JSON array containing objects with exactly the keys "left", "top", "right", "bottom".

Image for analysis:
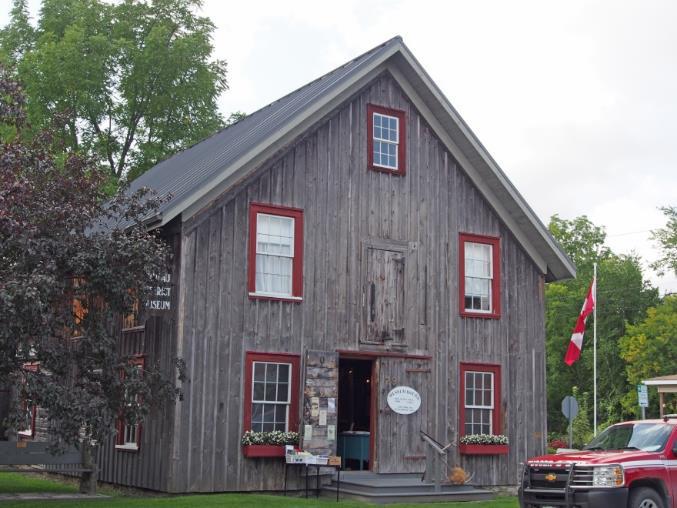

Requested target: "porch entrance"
[{"left": 337, "top": 357, "right": 375, "bottom": 471}]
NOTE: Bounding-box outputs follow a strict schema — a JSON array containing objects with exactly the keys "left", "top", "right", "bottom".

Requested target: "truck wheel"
[{"left": 629, "top": 487, "right": 664, "bottom": 508}]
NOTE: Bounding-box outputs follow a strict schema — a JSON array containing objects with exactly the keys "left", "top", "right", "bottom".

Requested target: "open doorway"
[{"left": 337, "top": 357, "right": 374, "bottom": 470}]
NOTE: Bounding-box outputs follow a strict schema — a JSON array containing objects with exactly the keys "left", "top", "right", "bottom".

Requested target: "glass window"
[
  {"left": 373, "top": 112, "right": 399, "bottom": 170},
  {"left": 464, "top": 370, "right": 494, "bottom": 435},
  {"left": 464, "top": 242, "right": 493, "bottom": 312},
  {"left": 251, "top": 361, "right": 292, "bottom": 432},
  {"left": 256, "top": 213, "right": 295, "bottom": 296},
  {"left": 117, "top": 362, "right": 143, "bottom": 449}
]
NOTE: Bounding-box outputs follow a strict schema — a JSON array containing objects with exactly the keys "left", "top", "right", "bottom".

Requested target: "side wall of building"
[
  {"left": 96, "top": 225, "right": 182, "bottom": 492},
  {"left": 168, "top": 72, "right": 547, "bottom": 492}
]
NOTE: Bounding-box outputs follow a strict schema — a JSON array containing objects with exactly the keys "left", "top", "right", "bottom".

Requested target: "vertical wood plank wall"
[
  {"left": 97, "top": 226, "right": 181, "bottom": 491},
  {"left": 168, "top": 72, "right": 547, "bottom": 492}
]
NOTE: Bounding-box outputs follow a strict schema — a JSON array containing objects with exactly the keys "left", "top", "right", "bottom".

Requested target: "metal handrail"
[{"left": 419, "top": 430, "right": 455, "bottom": 492}]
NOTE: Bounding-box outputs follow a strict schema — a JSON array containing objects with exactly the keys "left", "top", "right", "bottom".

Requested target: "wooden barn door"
[
  {"left": 365, "top": 247, "right": 405, "bottom": 344},
  {"left": 375, "top": 357, "right": 430, "bottom": 473},
  {"left": 302, "top": 350, "right": 339, "bottom": 456}
]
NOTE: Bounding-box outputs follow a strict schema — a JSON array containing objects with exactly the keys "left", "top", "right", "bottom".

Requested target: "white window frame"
[
  {"left": 464, "top": 370, "right": 494, "bottom": 435},
  {"left": 115, "top": 363, "right": 143, "bottom": 451},
  {"left": 251, "top": 213, "right": 299, "bottom": 299},
  {"left": 250, "top": 361, "right": 292, "bottom": 432},
  {"left": 464, "top": 241, "right": 493, "bottom": 314},
  {"left": 372, "top": 112, "right": 400, "bottom": 170}
]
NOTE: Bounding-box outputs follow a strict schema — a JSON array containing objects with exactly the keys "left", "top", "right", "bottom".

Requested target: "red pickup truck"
[{"left": 519, "top": 416, "right": 677, "bottom": 508}]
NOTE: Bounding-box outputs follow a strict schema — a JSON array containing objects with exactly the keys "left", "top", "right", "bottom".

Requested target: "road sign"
[
  {"left": 562, "top": 396, "right": 579, "bottom": 421},
  {"left": 637, "top": 384, "right": 649, "bottom": 408}
]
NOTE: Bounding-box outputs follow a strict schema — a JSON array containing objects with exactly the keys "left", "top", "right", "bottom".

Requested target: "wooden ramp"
[{"left": 323, "top": 471, "right": 495, "bottom": 504}]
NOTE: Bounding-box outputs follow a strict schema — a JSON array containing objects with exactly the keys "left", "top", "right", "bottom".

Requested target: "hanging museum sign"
[{"left": 387, "top": 386, "right": 421, "bottom": 415}]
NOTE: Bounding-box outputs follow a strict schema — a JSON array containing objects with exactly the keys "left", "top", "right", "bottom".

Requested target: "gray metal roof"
[
  {"left": 128, "top": 36, "right": 402, "bottom": 220},
  {"left": 127, "top": 35, "right": 575, "bottom": 281}
]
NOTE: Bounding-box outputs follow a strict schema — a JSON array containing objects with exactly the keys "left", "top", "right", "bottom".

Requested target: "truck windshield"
[{"left": 584, "top": 423, "right": 673, "bottom": 452}]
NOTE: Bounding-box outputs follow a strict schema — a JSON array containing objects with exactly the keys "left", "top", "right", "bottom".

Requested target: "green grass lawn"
[
  {"left": 0, "top": 472, "right": 518, "bottom": 508},
  {"left": 0, "top": 472, "right": 77, "bottom": 494}
]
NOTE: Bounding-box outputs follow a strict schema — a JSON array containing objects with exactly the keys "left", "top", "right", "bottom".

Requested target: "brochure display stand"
[{"left": 283, "top": 450, "right": 341, "bottom": 501}]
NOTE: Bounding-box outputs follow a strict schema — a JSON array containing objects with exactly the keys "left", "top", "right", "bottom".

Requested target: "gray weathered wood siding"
[
  {"left": 170, "top": 71, "right": 546, "bottom": 492},
  {"left": 97, "top": 224, "right": 182, "bottom": 492},
  {"left": 96, "top": 317, "right": 176, "bottom": 491}
]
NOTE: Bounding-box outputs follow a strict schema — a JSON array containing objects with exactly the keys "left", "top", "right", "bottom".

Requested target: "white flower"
[{"left": 460, "top": 434, "right": 508, "bottom": 445}]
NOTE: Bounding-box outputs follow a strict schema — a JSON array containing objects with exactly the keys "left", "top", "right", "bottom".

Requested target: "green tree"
[
  {"left": 0, "top": 0, "right": 35, "bottom": 64},
  {"left": 650, "top": 206, "right": 677, "bottom": 276},
  {"left": 619, "top": 296, "right": 677, "bottom": 416},
  {"left": 0, "top": 65, "right": 182, "bottom": 453},
  {"left": 545, "top": 215, "right": 658, "bottom": 435},
  {"left": 0, "top": 0, "right": 227, "bottom": 182}
]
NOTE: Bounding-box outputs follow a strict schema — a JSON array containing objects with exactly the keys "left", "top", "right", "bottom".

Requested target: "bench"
[{"left": 0, "top": 441, "right": 97, "bottom": 494}]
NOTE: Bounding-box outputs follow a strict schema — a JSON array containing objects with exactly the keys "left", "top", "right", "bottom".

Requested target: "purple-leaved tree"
[{"left": 0, "top": 65, "right": 182, "bottom": 479}]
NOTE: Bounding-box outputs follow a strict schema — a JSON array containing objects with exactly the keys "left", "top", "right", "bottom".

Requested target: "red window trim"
[
  {"left": 243, "top": 351, "right": 301, "bottom": 434},
  {"left": 248, "top": 203, "right": 304, "bottom": 302},
  {"left": 459, "top": 233, "right": 501, "bottom": 319},
  {"left": 367, "top": 104, "right": 406, "bottom": 176},
  {"left": 459, "top": 362, "right": 501, "bottom": 437},
  {"left": 115, "top": 356, "right": 145, "bottom": 451},
  {"left": 19, "top": 363, "right": 39, "bottom": 440}
]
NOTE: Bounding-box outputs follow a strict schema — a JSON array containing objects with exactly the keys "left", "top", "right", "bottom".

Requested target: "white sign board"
[
  {"left": 387, "top": 386, "right": 421, "bottom": 415},
  {"left": 637, "top": 384, "right": 649, "bottom": 408}
]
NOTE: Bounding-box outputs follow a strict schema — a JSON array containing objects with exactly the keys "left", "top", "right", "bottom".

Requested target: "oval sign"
[{"left": 387, "top": 386, "right": 421, "bottom": 415}]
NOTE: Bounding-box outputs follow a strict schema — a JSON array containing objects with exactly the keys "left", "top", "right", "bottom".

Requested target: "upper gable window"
[
  {"left": 459, "top": 233, "right": 500, "bottom": 319},
  {"left": 367, "top": 104, "right": 406, "bottom": 175},
  {"left": 248, "top": 203, "right": 304, "bottom": 301}
]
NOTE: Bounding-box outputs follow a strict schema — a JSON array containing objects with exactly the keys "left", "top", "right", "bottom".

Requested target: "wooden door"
[
  {"left": 302, "top": 350, "right": 339, "bottom": 456},
  {"left": 365, "top": 248, "right": 405, "bottom": 343},
  {"left": 375, "top": 357, "right": 431, "bottom": 473}
]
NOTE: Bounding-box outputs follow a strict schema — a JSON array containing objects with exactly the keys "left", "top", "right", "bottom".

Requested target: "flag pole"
[{"left": 593, "top": 262, "right": 598, "bottom": 436}]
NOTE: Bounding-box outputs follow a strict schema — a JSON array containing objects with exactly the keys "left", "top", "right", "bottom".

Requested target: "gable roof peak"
[{"left": 128, "top": 36, "right": 574, "bottom": 282}]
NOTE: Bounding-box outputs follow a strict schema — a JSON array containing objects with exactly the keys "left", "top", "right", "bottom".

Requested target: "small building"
[
  {"left": 643, "top": 375, "right": 677, "bottom": 416},
  {"left": 94, "top": 36, "right": 575, "bottom": 492}
]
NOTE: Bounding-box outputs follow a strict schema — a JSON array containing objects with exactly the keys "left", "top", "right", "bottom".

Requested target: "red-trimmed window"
[
  {"left": 116, "top": 356, "right": 144, "bottom": 451},
  {"left": 459, "top": 233, "right": 500, "bottom": 318},
  {"left": 18, "top": 363, "right": 39, "bottom": 440},
  {"left": 248, "top": 203, "right": 304, "bottom": 301},
  {"left": 243, "top": 352, "right": 300, "bottom": 433},
  {"left": 367, "top": 104, "right": 406, "bottom": 175},
  {"left": 460, "top": 362, "right": 501, "bottom": 436}
]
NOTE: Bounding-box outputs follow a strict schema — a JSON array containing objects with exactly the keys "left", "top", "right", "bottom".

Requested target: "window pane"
[
  {"left": 277, "top": 383, "right": 289, "bottom": 402},
  {"left": 265, "top": 383, "right": 276, "bottom": 401},
  {"left": 483, "top": 389, "right": 492, "bottom": 407},
  {"left": 278, "top": 364, "right": 289, "bottom": 383},
  {"left": 254, "top": 363, "right": 265, "bottom": 381},
  {"left": 252, "top": 403, "right": 263, "bottom": 423},
  {"left": 275, "top": 404, "right": 286, "bottom": 423},
  {"left": 253, "top": 382, "right": 264, "bottom": 401}
]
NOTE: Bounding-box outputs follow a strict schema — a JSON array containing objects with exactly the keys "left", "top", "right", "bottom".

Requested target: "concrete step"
[{"left": 324, "top": 472, "right": 495, "bottom": 504}]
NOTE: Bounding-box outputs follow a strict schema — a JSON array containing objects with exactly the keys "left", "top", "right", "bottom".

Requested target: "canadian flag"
[{"left": 564, "top": 278, "right": 596, "bottom": 366}]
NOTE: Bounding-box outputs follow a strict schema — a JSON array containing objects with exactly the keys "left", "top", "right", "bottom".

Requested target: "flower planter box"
[
  {"left": 459, "top": 443, "right": 509, "bottom": 456},
  {"left": 242, "top": 444, "right": 285, "bottom": 458}
]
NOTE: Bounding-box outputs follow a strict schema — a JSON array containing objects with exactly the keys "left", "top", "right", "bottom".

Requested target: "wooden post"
[
  {"left": 79, "top": 442, "right": 97, "bottom": 495},
  {"left": 659, "top": 392, "right": 665, "bottom": 418}
]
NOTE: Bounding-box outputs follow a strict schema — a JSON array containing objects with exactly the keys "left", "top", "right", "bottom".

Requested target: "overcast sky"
[{"left": 3, "top": 0, "right": 676, "bottom": 294}]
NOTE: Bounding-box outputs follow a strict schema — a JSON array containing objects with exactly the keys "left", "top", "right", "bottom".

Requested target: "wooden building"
[{"left": 96, "top": 36, "right": 575, "bottom": 492}]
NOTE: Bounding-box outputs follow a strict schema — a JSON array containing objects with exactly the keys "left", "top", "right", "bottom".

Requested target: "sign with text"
[
  {"left": 637, "top": 384, "right": 649, "bottom": 408},
  {"left": 146, "top": 273, "right": 172, "bottom": 311},
  {"left": 387, "top": 386, "right": 421, "bottom": 415}
]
